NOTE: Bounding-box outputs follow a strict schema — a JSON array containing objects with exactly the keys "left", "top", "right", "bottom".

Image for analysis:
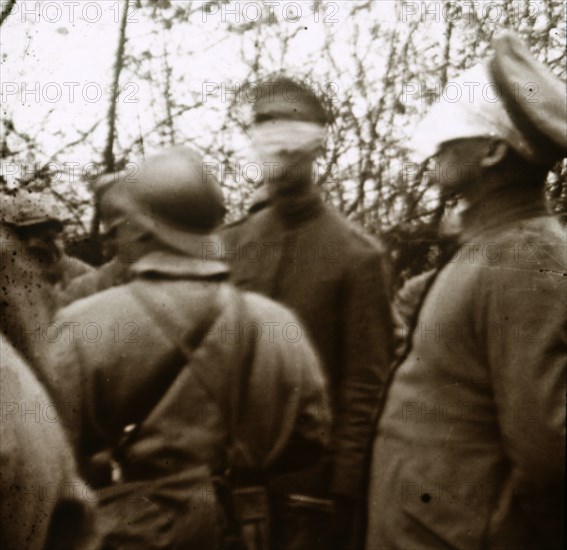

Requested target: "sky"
[
  {"left": 2, "top": 0, "right": 564, "bottom": 228},
  {"left": 0, "top": 0, "right": 401, "bottom": 209},
  {"left": 1, "top": 1, "right": 395, "bottom": 149}
]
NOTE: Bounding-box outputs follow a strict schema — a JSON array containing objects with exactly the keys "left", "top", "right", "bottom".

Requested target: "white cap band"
[{"left": 408, "top": 63, "right": 540, "bottom": 164}]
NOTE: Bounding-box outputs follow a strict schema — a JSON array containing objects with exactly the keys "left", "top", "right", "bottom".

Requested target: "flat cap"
[
  {"left": 0, "top": 192, "right": 63, "bottom": 229},
  {"left": 489, "top": 31, "right": 567, "bottom": 165},
  {"left": 410, "top": 32, "right": 567, "bottom": 166},
  {"left": 252, "top": 77, "right": 330, "bottom": 125}
]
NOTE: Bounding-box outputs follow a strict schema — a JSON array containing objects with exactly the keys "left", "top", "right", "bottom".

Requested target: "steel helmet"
[{"left": 105, "top": 146, "right": 226, "bottom": 256}]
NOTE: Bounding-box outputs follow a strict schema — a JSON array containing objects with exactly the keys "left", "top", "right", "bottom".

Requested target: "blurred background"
[{"left": 1, "top": 0, "right": 566, "bottom": 285}]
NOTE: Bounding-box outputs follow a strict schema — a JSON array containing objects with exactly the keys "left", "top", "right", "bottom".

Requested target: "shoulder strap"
[
  {"left": 130, "top": 280, "right": 258, "bottom": 541},
  {"left": 105, "top": 282, "right": 229, "bottom": 481},
  {"left": 129, "top": 281, "right": 253, "bottom": 435},
  {"left": 129, "top": 280, "right": 224, "bottom": 360}
]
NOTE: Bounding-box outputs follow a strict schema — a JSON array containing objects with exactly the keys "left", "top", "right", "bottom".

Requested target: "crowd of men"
[{"left": 1, "top": 32, "right": 565, "bottom": 550}]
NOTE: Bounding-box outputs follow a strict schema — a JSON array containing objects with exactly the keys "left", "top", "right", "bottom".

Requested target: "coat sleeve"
[
  {"left": 39, "top": 308, "right": 86, "bottom": 453},
  {"left": 482, "top": 240, "right": 566, "bottom": 547},
  {"left": 1, "top": 339, "right": 99, "bottom": 550},
  {"left": 232, "top": 293, "right": 331, "bottom": 472},
  {"left": 331, "top": 249, "right": 394, "bottom": 498},
  {"left": 39, "top": 302, "right": 113, "bottom": 462}
]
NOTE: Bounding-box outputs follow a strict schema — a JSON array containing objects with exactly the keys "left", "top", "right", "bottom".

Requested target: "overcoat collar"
[
  {"left": 459, "top": 182, "right": 549, "bottom": 244},
  {"left": 131, "top": 249, "right": 229, "bottom": 280}
]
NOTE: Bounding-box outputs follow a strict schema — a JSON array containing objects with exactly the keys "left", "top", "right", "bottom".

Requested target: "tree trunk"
[{"left": 89, "top": 0, "right": 130, "bottom": 261}]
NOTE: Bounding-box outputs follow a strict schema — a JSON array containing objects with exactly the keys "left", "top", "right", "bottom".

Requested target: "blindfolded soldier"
[{"left": 222, "top": 77, "right": 394, "bottom": 550}]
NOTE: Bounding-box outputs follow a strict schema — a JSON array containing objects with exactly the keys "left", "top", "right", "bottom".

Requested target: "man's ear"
[{"left": 480, "top": 140, "right": 508, "bottom": 168}]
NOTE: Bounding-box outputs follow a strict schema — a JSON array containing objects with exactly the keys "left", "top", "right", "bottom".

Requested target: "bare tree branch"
[
  {"left": 0, "top": 0, "right": 17, "bottom": 26},
  {"left": 91, "top": 0, "right": 131, "bottom": 248}
]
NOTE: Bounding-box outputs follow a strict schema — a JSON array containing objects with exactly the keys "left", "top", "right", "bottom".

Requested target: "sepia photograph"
[{"left": 1, "top": 1, "right": 565, "bottom": 548}]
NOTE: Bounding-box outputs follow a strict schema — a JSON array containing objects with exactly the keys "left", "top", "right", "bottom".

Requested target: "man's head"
[
  {"left": 0, "top": 223, "right": 55, "bottom": 355},
  {"left": 411, "top": 32, "right": 567, "bottom": 196},
  {"left": 425, "top": 137, "right": 549, "bottom": 196},
  {"left": 100, "top": 146, "right": 226, "bottom": 259},
  {"left": 92, "top": 170, "right": 131, "bottom": 261},
  {"left": 249, "top": 76, "right": 329, "bottom": 189},
  {"left": 0, "top": 192, "right": 65, "bottom": 283},
  {"left": 252, "top": 77, "right": 330, "bottom": 125}
]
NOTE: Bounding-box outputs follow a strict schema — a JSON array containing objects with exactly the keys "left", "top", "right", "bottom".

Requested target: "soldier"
[
  {"left": 1, "top": 223, "right": 98, "bottom": 549},
  {"left": 1, "top": 339, "right": 99, "bottom": 550},
  {"left": 41, "top": 146, "right": 330, "bottom": 549},
  {"left": 0, "top": 191, "right": 93, "bottom": 308},
  {"left": 58, "top": 170, "right": 134, "bottom": 308},
  {"left": 0, "top": 217, "right": 55, "bottom": 366},
  {"left": 391, "top": 207, "right": 462, "bottom": 357},
  {"left": 366, "top": 33, "right": 566, "bottom": 550},
  {"left": 221, "top": 77, "right": 394, "bottom": 550}
]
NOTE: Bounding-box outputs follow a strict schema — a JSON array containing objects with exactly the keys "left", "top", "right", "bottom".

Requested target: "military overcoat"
[
  {"left": 42, "top": 250, "right": 330, "bottom": 549},
  {"left": 222, "top": 189, "right": 394, "bottom": 500},
  {"left": 367, "top": 188, "right": 566, "bottom": 550}
]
